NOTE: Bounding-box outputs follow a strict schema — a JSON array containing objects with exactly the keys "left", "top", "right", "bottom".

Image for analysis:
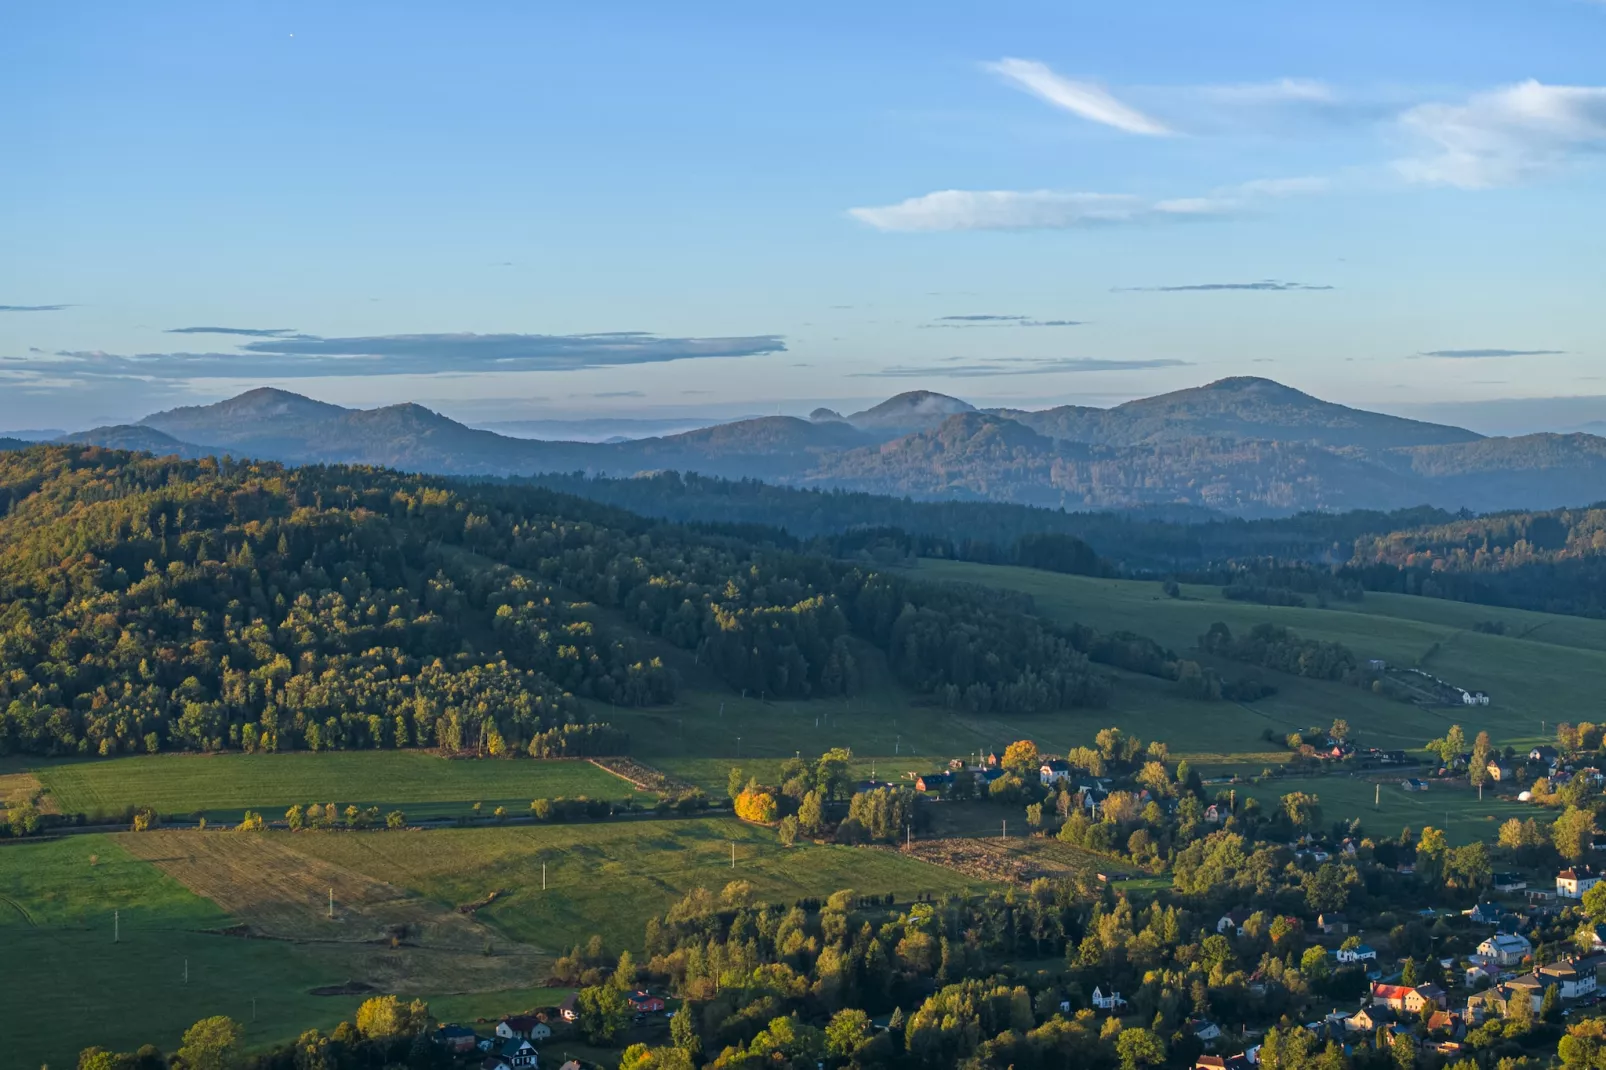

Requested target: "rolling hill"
[{"left": 54, "top": 377, "right": 1606, "bottom": 516}]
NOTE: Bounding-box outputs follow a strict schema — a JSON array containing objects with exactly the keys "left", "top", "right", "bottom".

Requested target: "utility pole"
[
  {"left": 906, "top": 825, "right": 912, "bottom": 850},
  {"left": 736, "top": 737, "right": 742, "bottom": 758},
  {"left": 114, "top": 909, "right": 119, "bottom": 943},
  {"left": 896, "top": 734, "right": 900, "bottom": 756},
  {"left": 542, "top": 863, "right": 547, "bottom": 891},
  {"left": 731, "top": 842, "right": 736, "bottom": 869},
  {"left": 1375, "top": 783, "right": 1380, "bottom": 808},
  {"left": 184, "top": 959, "right": 189, "bottom": 983},
  {"left": 1001, "top": 820, "right": 1007, "bottom": 840}
]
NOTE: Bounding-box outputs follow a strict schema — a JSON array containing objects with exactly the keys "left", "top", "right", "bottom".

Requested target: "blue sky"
[{"left": 2, "top": 0, "right": 1604, "bottom": 432}]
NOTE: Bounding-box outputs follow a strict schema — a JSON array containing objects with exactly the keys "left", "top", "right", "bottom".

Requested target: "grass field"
[
  {"left": 0, "top": 835, "right": 365, "bottom": 1070},
  {"left": 34, "top": 751, "right": 648, "bottom": 821},
  {"left": 914, "top": 560, "right": 1606, "bottom": 758},
  {"left": 283, "top": 816, "right": 985, "bottom": 954},
  {"left": 1238, "top": 774, "right": 1533, "bottom": 845}
]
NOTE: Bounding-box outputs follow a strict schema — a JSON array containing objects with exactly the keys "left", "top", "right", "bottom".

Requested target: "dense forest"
[
  {"left": 0, "top": 446, "right": 1117, "bottom": 757},
  {"left": 517, "top": 470, "right": 1606, "bottom": 618}
]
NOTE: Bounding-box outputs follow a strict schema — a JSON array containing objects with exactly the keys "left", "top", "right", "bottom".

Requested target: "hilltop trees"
[{"left": 0, "top": 447, "right": 1123, "bottom": 758}]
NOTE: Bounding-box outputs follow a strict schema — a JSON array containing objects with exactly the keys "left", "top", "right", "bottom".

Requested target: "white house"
[
  {"left": 496, "top": 1017, "right": 550, "bottom": 1042},
  {"left": 1216, "top": 909, "right": 1252, "bottom": 935},
  {"left": 1475, "top": 932, "right": 1533, "bottom": 966},
  {"left": 1189, "top": 1019, "right": 1223, "bottom": 1043},
  {"left": 1091, "top": 986, "right": 1126, "bottom": 1011},
  {"left": 1337, "top": 943, "right": 1377, "bottom": 964},
  {"left": 1559, "top": 866, "right": 1601, "bottom": 899},
  {"left": 483, "top": 1038, "right": 539, "bottom": 1070},
  {"left": 1540, "top": 957, "right": 1602, "bottom": 1000},
  {"left": 1039, "top": 759, "right": 1074, "bottom": 786},
  {"left": 1461, "top": 690, "right": 1491, "bottom": 706}
]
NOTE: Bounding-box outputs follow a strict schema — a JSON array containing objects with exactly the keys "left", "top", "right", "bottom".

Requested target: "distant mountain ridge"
[{"left": 51, "top": 376, "right": 1606, "bottom": 516}]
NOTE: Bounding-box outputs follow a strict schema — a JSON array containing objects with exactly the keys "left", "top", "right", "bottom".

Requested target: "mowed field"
[
  {"left": 0, "top": 815, "right": 982, "bottom": 1069},
  {"left": 915, "top": 560, "right": 1606, "bottom": 757},
  {"left": 0, "top": 835, "right": 363, "bottom": 1070},
  {"left": 34, "top": 751, "right": 648, "bottom": 820},
  {"left": 286, "top": 816, "right": 983, "bottom": 953},
  {"left": 1236, "top": 774, "right": 1533, "bottom": 845}
]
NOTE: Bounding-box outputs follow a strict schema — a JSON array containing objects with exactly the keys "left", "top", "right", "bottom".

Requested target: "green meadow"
[{"left": 34, "top": 751, "right": 647, "bottom": 821}]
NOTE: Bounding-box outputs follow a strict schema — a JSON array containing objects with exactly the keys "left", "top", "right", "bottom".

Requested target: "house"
[
  {"left": 1425, "top": 1010, "right": 1465, "bottom": 1038},
  {"left": 1317, "top": 912, "right": 1348, "bottom": 935},
  {"left": 1492, "top": 872, "right": 1528, "bottom": 893},
  {"left": 1091, "top": 986, "right": 1126, "bottom": 1011},
  {"left": 1204, "top": 804, "right": 1224, "bottom": 824},
  {"left": 496, "top": 1016, "right": 550, "bottom": 1042},
  {"left": 435, "top": 1025, "right": 480, "bottom": 1053},
  {"left": 1188, "top": 1019, "right": 1223, "bottom": 1043},
  {"left": 1337, "top": 943, "right": 1377, "bottom": 964},
  {"left": 1476, "top": 932, "right": 1533, "bottom": 965},
  {"left": 1466, "top": 902, "right": 1506, "bottom": 925},
  {"left": 914, "top": 772, "right": 952, "bottom": 793},
  {"left": 559, "top": 993, "right": 579, "bottom": 1022},
  {"left": 1487, "top": 760, "right": 1515, "bottom": 782},
  {"left": 1039, "top": 759, "right": 1074, "bottom": 786},
  {"left": 1465, "top": 961, "right": 1502, "bottom": 989},
  {"left": 982, "top": 750, "right": 1003, "bottom": 768},
  {"left": 1559, "top": 866, "right": 1602, "bottom": 898},
  {"left": 1589, "top": 924, "right": 1606, "bottom": 952},
  {"left": 1402, "top": 778, "right": 1429, "bottom": 792},
  {"left": 1346, "top": 1006, "right": 1394, "bottom": 1032},
  {"left": 1504, "top": 974, "right": 1548, "bottom": 1013},
  {"left": 1380, "top": 750, "right": 1410, "bottom": 765},
  {"left": 1411, "top": 984, "right": 1448, "bottom": 1012},
  {"left": 628, "top": 991, "right": 666, "bottom": 1013},
  {"left": 482, "top": 1038, "right": 539, "bottom": 1070},
  {"left": 1540, "top": 956, "right": 1603, "bottom": 1000},
  {"left": 1370, "top": 983, "right": 1446, "bottom": 1014},
  {"left": 1217, "top": 909, "right": 1253, "bottom": 936},
  {"left": 1531, "top": 746, "right": 1560, "bottom": 765},
  {"left": 1462, "top": 690, "right": 1491, "bottom": 706}
]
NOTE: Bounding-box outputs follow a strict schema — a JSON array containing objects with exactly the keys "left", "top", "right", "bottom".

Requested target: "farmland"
[
  {"left": 0, "top": 835, "right": 358, "bottom": 1070},
  {"left": 1237, "top": 773, "right": 1533, "bottom": 846},
  {"left": 914, "top": 560, "right": 1606, "bottom": 758},
  {"left": 0, "top": 816, "right": 982, "bottom": 1068},
  {"left": 33, "top": 751, "right": 648, "bottom": 822},
  {"left": 283, "top": 816, "right": 983, "bottom": 953}
]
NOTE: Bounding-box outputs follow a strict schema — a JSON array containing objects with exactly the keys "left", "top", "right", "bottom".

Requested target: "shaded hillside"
[
  {"left": 810, "top": 412, "right": 1428, "bottom": 515},
  {"left": 0, "top": 444, "right": 1128, "bottom": 756},
  {"left": 58, "top": 425, "right": 215, "bottom": 458},
  {"left": 998, "top": 376, "right": 1481, "bottom": 449},
  {"left": 75, "top": 379, "right": 1606, "bottom": 516}
]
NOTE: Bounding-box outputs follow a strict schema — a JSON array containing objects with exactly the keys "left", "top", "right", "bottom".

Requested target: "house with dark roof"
[
  {"left": 628, "top": 990, "right": 666, "bottom": 1013},
  {"left": 496, "top": 1016, "right": 550, "bottom": 1042},
  {"left": 435, "top": 1025, "right": 480, "bottom": 1053},
  {"left": 481, "top": 1037, "right": 539, "bottom": 1070},
  {"left": 1492, "top": 872, "right": 1527, "bottom": 892},
  {"left": 1559, "top": 866, "right": 1602, "bottom": 898},
  {"left": 1039, "top": 759, "right": 1074, "bottom": 786}
]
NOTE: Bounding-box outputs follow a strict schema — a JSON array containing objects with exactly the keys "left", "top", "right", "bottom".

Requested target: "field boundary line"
[{"left": 0, "top": 892, "right": 36, "bottom": 925}]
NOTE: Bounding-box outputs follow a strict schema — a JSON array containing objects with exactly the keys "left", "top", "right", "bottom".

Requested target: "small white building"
[
  {"left": 1039, "top": 759, "right": 1074, "bottom": 786},
  {"left": 1476, "top": 932, "right": 1533, "bottom": 966},
  {"left": 1559, "top": 867, "right": 1601, "bottom": 899},
  {"left": 1337, "top": 943, "right": 1377, "bottom": 964},
  {"left": 1091, "top": 986, "right": 1126, "bottom": 1011}
]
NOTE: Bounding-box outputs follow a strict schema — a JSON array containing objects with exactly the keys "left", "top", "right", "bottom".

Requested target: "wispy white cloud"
[
  {"left": 848, "top": 190, "right": 1223, "bottom": 232},
  {"left": 1396, "top": 80, "right": 1606, "bottom": 188},
  {"left": 984, "top": 58, "right": 1173, "bottom": 136},
  {"left": 1196, "top": 78, "right": 1336, "bottom": 105},
  {"left": 849, "top": 175, "right": 1321, "bottom": 233}
]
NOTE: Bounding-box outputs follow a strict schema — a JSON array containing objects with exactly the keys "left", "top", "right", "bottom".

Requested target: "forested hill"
[
  {"left": 53, "top": 378, "right": 1606, "bottom": 516},
  {"left": 0, "top": 445, "right": 1121, "bottom": 757}
]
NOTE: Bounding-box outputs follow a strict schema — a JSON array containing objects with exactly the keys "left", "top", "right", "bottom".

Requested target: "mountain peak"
[{"left": 845, "top": 391, "right": 976, "bottom": 435}]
